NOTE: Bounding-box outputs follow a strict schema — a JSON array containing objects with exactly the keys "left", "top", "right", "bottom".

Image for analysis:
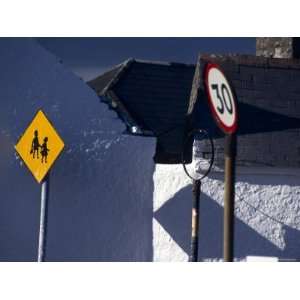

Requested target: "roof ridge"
[
  {"left": 200, "top": 53, "right": 300, "bottom": 69},
  {"left": 87, "top": 58, "right": 134, "bottom": 96},
  {"left": 101, "top": 58, "right": 134, "bottom": 96},
  {"left": 133, "top": 58, "right": 195, "bottom": 67}
]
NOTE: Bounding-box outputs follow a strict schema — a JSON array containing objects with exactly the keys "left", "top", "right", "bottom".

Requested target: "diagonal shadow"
[
  {"left": 154, "top": 186, "right": 192, "bottom": 254},
  {"left": 154, "top": 184, "right": 300, "bottom": 260},
  {"left": 194, "top": 100, "right": 300, "bottom": 139}
]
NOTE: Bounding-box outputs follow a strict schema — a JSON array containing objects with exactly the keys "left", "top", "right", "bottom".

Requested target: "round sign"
[{"left": 204, "top": 63, "right": 237, "bottom": 134}]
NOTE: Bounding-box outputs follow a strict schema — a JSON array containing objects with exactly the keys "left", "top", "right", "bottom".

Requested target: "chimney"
[{"left": 256, "top": 37, "right": 300, "bottom": 59}]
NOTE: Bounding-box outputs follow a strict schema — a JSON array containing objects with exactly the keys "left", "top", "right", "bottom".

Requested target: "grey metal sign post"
[
  {"left": 15, "top": 110, "right": 65, "bottom": 262},
  {"left": 38, "top": 174, "right": 50, "bottom": 262},
  {"left": 38, "top": 173, "right": 50, "bottom": 262}
]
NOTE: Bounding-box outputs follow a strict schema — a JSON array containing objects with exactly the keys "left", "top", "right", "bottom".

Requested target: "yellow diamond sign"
[{"left": 15, "top": 110, "right": 65, "bottom": 183}]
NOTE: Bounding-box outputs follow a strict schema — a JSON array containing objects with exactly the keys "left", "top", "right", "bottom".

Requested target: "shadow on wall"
[
  {"left": 155, "top": 184, "right": 300, "bottom": 261},
  {"left": 46, "top": 136, "right": 155, "bottom": 262},
  {"left": 194, "top": 94, "right": 300, "bottom": 140},
  {"left": 0, "top": 38, "right": 155, "bottom": 262}
]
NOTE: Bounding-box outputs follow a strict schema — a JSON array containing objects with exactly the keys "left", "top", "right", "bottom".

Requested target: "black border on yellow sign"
[{"left": 14, "top": 108, "right": 65, "bottom": 184}]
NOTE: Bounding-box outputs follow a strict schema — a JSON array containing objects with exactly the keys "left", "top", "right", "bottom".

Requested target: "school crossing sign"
[{"left": 15, "top": 110, "right": 65, "bottom": 183}]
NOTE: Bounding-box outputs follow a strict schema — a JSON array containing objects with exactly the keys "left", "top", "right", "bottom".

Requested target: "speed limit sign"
[
  {"left": 204, "top": 63, "right": 238, "bottom": 134},
  {"left": 204, "top": 62, "right": 238, "bottom": 261}
]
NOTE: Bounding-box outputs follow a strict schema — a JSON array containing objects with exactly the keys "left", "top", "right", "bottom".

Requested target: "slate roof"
[
  {"left": 195, "top": 54, "right": 300, "bottom": 168},
  {"left": 88, "top": 59, "right": 195, "bottom": 163},
  {"left": 88, "top": 63, "right": 124, "bottom": 95},
  {"left": 88, "top": 55, "right": 300, "bottom": 167}
]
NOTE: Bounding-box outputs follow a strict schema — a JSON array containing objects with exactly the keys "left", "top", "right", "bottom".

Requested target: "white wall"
[
  {"left": 153, "top": 164, "right": 300, "bottom": 261},
  {"left": 2, "top": 38, "right": 300, "bottom": 262}
]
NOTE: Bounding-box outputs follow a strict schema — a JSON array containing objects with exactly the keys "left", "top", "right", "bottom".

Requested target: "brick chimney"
[{"left": 256, "top": 38, "right": 300, "bottom": 59}]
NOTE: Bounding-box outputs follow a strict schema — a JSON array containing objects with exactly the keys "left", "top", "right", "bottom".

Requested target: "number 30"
[{"left": 211, "top": 83, "right": 233, "bottom": 115}]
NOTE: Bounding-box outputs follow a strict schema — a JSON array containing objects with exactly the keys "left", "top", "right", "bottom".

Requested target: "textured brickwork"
[
  {"left": 256, "top": 38, "right": 300, "bottom": 59},
  {"left": 198, "top": 54, "right": 300, "bottom": 168}
]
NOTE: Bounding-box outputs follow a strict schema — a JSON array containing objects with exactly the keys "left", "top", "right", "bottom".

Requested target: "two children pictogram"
[{"left": 30, "top": 130, "right": 50, "bottom": 163}]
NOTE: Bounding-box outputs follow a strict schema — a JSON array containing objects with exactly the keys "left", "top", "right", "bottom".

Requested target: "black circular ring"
[{"left": 182, "top": 128, "right": 215, "bottom": 181}]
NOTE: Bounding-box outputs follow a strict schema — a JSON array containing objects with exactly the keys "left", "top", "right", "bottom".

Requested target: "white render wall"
[
  {"left": 3, "top": 38, "right": 300, "bottom": 262},
  {"left": 153, "top": 164, "right": 300, "bottom": 261}
]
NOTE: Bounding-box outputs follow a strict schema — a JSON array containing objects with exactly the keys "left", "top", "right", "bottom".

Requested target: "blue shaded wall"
[{"left": 0, "top": 38, "right": 155, "bottom": 261}]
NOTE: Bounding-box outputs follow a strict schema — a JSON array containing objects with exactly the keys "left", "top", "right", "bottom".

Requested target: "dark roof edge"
[
  {"left": 88, "top": 58, "right": 195, "bottom": 95},
  {"left": 99, "top": 58, "right": 193, "bottom": 96},
  {"left": 100, "top": 58, "right": 134, "bottom": 96},
  {"left": 87, "top": 58, "right": 155, "bottom": 135},
  {"left": 132, "top": 58, "right": 195, "bottom": 68},
  {"left": 200, "top": 53, "right": 300, "bottom": 69}
]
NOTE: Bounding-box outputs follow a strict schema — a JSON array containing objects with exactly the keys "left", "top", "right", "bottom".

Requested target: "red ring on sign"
[{"left": 204, "top": 63, "right": 238, "bottom": 134}]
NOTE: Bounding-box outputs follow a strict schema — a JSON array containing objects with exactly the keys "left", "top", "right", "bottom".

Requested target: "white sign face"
[{"left": 204, "top": 63, "right": 237, "bottom": 134}]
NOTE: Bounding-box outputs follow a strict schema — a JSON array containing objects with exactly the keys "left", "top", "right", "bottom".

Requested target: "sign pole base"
[
  {"left": 189, "top": 179, "right": 201, "bottom": 262},
  {"left": 38, "top": 173, "right": 50, "bottom": 262},
  {"left": 223, "top": 134, "right": 236, "bottom": 262}
]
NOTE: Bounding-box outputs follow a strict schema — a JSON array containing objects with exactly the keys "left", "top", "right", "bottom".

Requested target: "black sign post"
[
  {"left": 204, "top": 62, "right": 238, "bottom": 262},
  {"left": 190, "top": 179, "right": 201, "bottom": 262},
  {"left": 182, "top": 129, "right": 215, "bottom": 262}
]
